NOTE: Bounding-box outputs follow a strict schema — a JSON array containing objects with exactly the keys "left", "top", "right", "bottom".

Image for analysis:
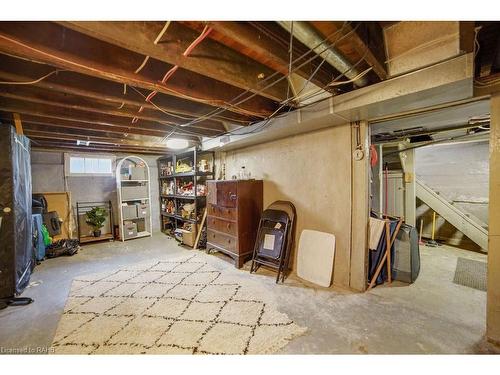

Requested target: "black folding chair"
[{"left": 250, "top": 201, "right": 296, "bottom": 283}]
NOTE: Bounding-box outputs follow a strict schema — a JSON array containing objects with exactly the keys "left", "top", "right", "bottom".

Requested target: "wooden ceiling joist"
[
  {"left": 0, "top": 22, "right": 279, "bottom": 118},
  {"left": 198, "top": 21, "right": 336, "bottom": 88},
  {"left": 0, "top": 98, "right": 204, "bottom": 139},
  {"left": 0, "top": 21, "right": 396, "bottom": 154},
  {"left": 345, "top": 22, "right": 387, "bottom": 80},
  {"left": 0, "top": 84, "right": 225, "bottom": 134},
  {"left": 0, "top": 62, "right": 253, "bottom": 126},
  {"left": 22, "top": 122, "right": 161, "bottom": 144},
  {"left": 311, "top": 21, "right": 387, "bottom": 80},
  {"left": 24, "top": 129, "right": 165, "bottom": 149},
  {"left": 58, "top": 21, "right": 289, "bottom": 103},
  {"left": 0, "top": 113, "right": 194, "bottom": 139},
  {"left": 31, "top": 140, "right": 168, "bottom": 155}
]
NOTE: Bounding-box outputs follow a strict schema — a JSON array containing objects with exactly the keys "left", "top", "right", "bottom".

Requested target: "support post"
[
  {"left": 487, "top": 93, "right": 500, "bottom": 345},
  {"left": 399, "top": 144, "right": 416, "bottom": 226},
  {"left": 350, "top": 121, "right": 370, "bottom": 291},
  {"left": 13, "top": 113, "right": 23, "bottom": 135}
]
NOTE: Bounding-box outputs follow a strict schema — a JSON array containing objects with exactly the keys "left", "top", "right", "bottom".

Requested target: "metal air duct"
[{"left": 278, "top": 21, "right": 368, "bottom": 87}]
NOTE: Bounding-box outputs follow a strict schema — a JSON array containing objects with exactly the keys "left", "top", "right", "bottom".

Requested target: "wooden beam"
[
  {"left": 24, "top": 129, "right": 167, "bottom": 149},
  {"left": 348, "top": 22, "right": 387, "bottom": 80},
  {"left": 191, "top": 21, "right": 335, "bottom": 88},
  {"left": 58, "top": 21, "right": 288, "bottom": 103},
  {"left": 13, "top": 113, "right": 23, "bottom": 134},
  {"left": 0, "top": 85, "right": 224, "bottom": 134},
  {"left": 0, "top": 113, "right": 197, "bottom": 140},
  {"left": 0, "top": 22, "right": 277, "bottom": 117},
  {"left": 31, "top": 141, "right": 167, "bottom": 155},
  {"left": 311, "top": 21, "right": 387, "bottom": 80},
  {"left": 459, "top": 21, "right": 476, "bottom": 54},
  {"left": 0, "top": 99, "right": 205, "bottom": 138},
  {"left": 0, "top": 54, "right": 254, "bottom": 125},
  {"left": 30, "top": 137, "right": 171, "bottom": 152},
  {"left": 0, "top": 67, "right": 249, "bottom": 129},
  {"left": 21, "top": 122, "right": 161, "bottom": 142}
]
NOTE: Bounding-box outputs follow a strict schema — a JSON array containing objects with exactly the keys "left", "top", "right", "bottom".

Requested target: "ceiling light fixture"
[{"left": 166, "top": 138, "right": 189, "bottom": 150}]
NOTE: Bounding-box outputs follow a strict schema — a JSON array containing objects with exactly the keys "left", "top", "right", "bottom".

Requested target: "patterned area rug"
[
  {"left": 453, "top": 257, "right": 487, "bottom": 291},
  {"left": 51, "top": 253, "right": 306, "bottom": 354}
]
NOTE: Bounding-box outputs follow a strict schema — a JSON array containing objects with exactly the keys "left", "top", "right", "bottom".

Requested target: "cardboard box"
[
  {"left": 121, "top": 186, "right": 148, "bottom": 200},
  {"left": 136, "top": 203, "right": 150, "bottom": 218},
  {"left": 122, "top": 204, "right": 138, "bottom": 220},
  {"left": 130, "top": 166, "right": 146, "bottom": 180},
  {"left": 179, "top": 228, "right": 196, "bottom": 247},
  {"left": 136, "top": 218, "right": 146, "bottom": 233},
  {"left": 123, "top": 221, "right": 137, "bottom": 239}
]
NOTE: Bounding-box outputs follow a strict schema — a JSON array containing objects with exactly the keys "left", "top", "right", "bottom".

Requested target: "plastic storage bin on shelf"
[{"left": 121, "top": 186, "right": 148, "bottom": 200}]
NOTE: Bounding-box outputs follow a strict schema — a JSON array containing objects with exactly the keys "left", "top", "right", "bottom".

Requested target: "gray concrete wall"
[
  {"left": 220, "top": 125, "right": 356, "bottom": 289},
  {"left": 31, "top": 150, "right": 161, "bottom": 236}
]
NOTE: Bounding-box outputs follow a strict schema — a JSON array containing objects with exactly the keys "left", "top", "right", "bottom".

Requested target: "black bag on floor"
[{"left": 45, "top": 239, "right": 80, "bottom": 258}]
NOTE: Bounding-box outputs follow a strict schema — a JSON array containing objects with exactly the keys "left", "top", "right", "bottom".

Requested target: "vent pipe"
[{"left": 278, "top": 21, "right": 368, "bottom": 87}]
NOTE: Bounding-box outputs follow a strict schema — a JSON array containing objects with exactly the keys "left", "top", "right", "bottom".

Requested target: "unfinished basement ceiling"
[
  {"left": 0, "top": 21, "right": 497, "bottom": 153},
  {"left": 0, "top": 21, "right": 387, "bottom": 153}
]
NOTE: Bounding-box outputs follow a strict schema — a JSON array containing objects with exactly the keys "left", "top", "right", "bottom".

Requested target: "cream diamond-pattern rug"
[{"left": 51, "top": 253, "right": 306, "bottom": 354}]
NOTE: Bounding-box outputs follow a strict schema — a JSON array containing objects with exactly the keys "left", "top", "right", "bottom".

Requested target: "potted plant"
[{"left": 85, "top": 207, "right": 107, "bottom": 237}]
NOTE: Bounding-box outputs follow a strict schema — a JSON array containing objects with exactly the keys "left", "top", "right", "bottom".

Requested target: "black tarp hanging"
[{"left": 0, "top": 124, "right": 33, "bottom": 300}]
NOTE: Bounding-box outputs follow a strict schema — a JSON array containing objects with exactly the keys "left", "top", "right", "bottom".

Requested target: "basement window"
[{"left": 65, "top": 153, "right": 115, "bottom": 177}]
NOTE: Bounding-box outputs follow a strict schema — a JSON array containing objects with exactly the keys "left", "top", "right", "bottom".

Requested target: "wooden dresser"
[{"left": 206, "top": 180, "right": 263, "bottom": 268}]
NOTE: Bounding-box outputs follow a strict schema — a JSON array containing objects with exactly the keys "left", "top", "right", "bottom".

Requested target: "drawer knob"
[{"left": 229, "top": 193, "right": 237, "bottom": 200}]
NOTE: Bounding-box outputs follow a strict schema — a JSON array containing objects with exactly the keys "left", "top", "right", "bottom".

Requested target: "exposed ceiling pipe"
[{"left": 278, "top": 21, "right": 368, "bottom": 87}]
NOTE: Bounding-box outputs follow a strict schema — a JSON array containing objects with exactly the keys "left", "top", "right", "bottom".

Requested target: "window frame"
[{"left": 64, "top": 153, "right": 116, "bottom": 177}]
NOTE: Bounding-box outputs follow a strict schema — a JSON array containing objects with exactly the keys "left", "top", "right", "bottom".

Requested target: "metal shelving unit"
[
  {"left": 157, "top": 148, "right": 214, "bottom": 239},
  {"left": 116, "top": 155, "right": 153, "bottom": 241}
]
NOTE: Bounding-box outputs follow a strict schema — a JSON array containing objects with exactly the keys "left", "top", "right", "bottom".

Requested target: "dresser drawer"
[
  {"left": 216, "top": 181, "right": 237, "bottom": 207},
  {"left": 207, "top": 204, "right": 237, "bottom": 221},
  {"left": 207, "top": 216, "right": 237, "bottom": 237},
  {"left": 207, "top": 229, "right": 237, "bottom": 253}
]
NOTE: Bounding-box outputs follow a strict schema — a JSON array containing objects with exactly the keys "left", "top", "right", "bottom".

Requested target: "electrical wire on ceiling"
[
  {"left": 208, "top": 43, "right": 377, "bottom": 140},
  {"left": 154, "top": 22, "right": 171, "bottom": 45},
  {"left": 290, "top": 47, "right": 372, "bottom": 104},
  {"left": 140, "top": 21, "right": 355, "bottom": 140},
  {"left": 0, "top": 22, "right": 369, "bottom": 145},
  {"left": 285, "top": 21, "right": 294, "bottom": 101},
  {"left": 281, "top": 22, "right": 350, "bottom": 107},
  {"left": 129, "top": 85, "right": 250, "bottom": 125},
  {"left": 123, "top": 21, "right": 358, "bottom": 137},
  {"left": 176, "top": 22, "right": 360, "bottom": 129},
  {"left": 473, "top": 25, "right": 482, "bottom": 59},
  {"left": 128, "top": 23, "right": 214, "bottom": 125},
  {"left": 0, "top": 69, "right": 64, "bottom": 85},
  {"left": 134, "top": 56, "right": 150, "bottom": 74},
  {"left": 0, "top": 33, "right": 251, "bottom": 118}
]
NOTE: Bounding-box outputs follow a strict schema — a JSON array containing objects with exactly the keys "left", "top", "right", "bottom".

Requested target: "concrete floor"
[{"left": 0, "top": 234, "right": 495, "bottom": 354}]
